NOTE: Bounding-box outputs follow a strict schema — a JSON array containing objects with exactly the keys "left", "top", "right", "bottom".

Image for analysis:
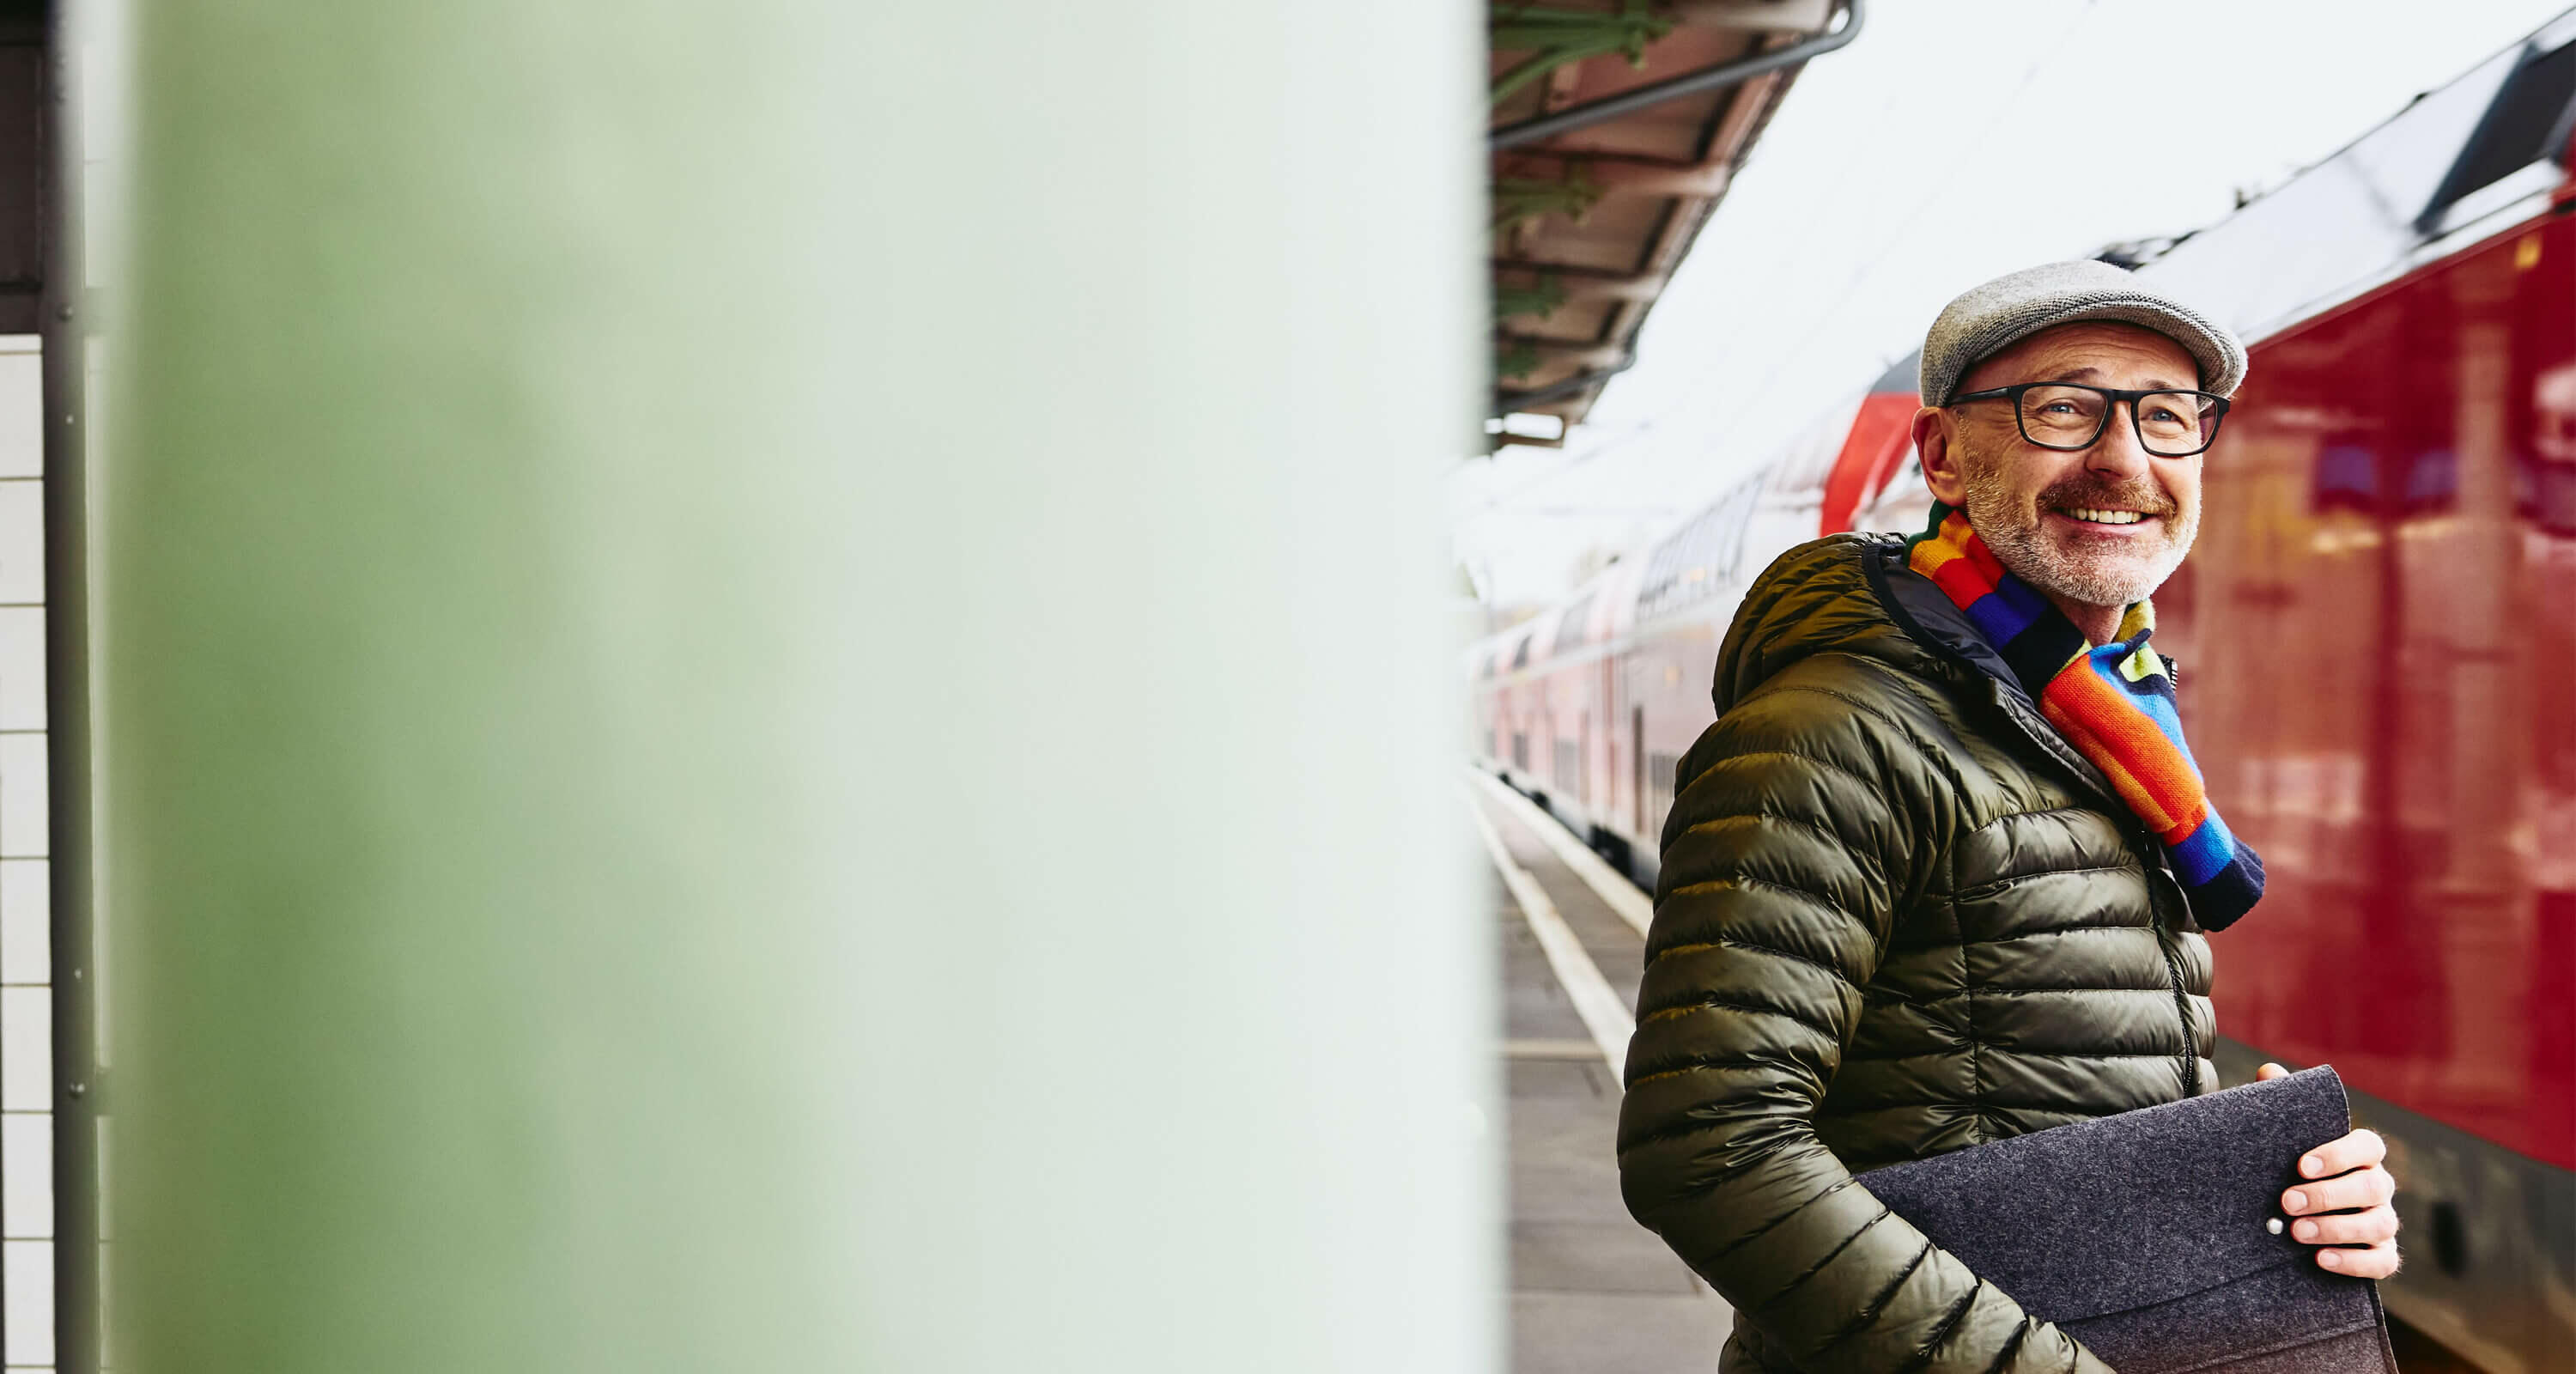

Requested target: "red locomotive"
[{"left": 1474, "top": 17, "right": 2576, "bottom": 1368}]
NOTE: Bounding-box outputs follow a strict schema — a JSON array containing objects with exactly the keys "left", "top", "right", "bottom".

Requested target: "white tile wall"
[
  {"left": 0, "top": 864, "right": 45, "bottom": 988},
  {"left": 0, "top": 334, "right": 49, "bottom": 1370},
  {"left": 0, "top": 483, "right": 38, "bottom": 608},
  {"left": 0, "top": 352, "right": 36, "bottom": 481},
  {"left": 1, "top": 1116, "right": 47, "bottom": 1239},
  {"left": 0, "top": 736, "right": 46, "bottom": 861},
  {"left": 0, "top": 991, "right": 46, "bottom": 1115},
  {"left": 3, "top": 1238, "right": 52, "bottom": 1366},
  {"left": 0, "top": 607, "right": 44, "bottom": 732}
]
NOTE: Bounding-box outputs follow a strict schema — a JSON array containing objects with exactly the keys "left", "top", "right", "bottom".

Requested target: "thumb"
[{"left": 2255, "top": 1062, "right": 2288, "bottom": 1081}]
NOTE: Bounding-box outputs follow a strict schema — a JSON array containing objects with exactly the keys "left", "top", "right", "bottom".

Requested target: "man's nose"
[{"left": 2084, "top": 399, "right": 2154, "bottom": 477}]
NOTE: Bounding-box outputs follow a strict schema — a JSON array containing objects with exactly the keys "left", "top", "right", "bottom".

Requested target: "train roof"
[{"left": 2137, "top": 8, "right": 2576, "bottom": 343}]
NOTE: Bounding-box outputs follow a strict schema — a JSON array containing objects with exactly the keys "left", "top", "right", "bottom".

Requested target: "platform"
[{"left": 1468, "top": 771, "right": 1735, "bottom": 1373}]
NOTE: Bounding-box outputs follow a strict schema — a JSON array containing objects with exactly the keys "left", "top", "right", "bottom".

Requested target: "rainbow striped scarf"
[{"left": 1905, "top": 503, "right": 2263, "bottom": 931}]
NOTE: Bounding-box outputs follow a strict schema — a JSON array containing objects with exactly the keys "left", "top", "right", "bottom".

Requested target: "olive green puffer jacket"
[{"left": 1619, "top": 533, "right": 2220, "bottom": 1374}]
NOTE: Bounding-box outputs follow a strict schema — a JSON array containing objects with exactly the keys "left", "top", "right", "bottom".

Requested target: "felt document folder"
[{"left": 1858, "top": 1066, "right": 2398, "bottom": 1374}]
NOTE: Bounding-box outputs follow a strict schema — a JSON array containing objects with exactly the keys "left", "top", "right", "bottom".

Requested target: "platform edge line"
[
  {"left": 1464, "top": 768, "right": 1653, "bottom": 940},
  {"left": 1466, "top": 789, "right": 1633, "bottom": 1081}
]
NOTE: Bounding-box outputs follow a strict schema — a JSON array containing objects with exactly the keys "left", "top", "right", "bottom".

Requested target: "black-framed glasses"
[{"left": 1950, "top": 382, "right": 2231, "bottom": 457}]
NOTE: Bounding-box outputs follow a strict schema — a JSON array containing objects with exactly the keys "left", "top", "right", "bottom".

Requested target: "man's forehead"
[{"left": 1958, "top": 321, "right": 2200, "bottom": 392}]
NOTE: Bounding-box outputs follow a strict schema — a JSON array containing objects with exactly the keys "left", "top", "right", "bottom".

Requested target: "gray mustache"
[{"left": 2042, "top": 483, "right": 2178, "bottom": 518}]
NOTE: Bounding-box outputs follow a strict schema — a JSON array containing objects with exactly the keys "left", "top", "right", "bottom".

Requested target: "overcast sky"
[{"left": 1450, "top": 0, "right": 2575, "bottom": 606}]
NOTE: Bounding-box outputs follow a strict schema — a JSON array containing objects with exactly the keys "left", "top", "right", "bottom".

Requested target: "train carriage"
[{"left": 1472, "top": 15, "right": 2576, "bottom": 1366}]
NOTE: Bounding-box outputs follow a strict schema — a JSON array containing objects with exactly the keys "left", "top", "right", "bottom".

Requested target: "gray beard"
[{"left": 1957, "top": 458, "right": 2196, "bottom": 612}]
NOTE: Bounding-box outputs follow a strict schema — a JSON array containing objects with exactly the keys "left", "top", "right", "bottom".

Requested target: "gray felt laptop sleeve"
[{"left": 1857, "top": 1066, "right": 2398, "bottom": 1374}]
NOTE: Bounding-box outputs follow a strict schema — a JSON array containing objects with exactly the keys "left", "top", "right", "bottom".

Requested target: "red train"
[{"left": 1473, "top": 17, "right": 2576, "bottom": 1369}]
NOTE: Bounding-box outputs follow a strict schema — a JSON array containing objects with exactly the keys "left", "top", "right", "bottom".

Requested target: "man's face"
[{"left": 1925, "top": 322, "right": 2206, "bottom": 611}]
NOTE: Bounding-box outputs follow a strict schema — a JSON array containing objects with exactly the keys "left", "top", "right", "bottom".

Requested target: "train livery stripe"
[{"left": 1818, "top": 390, "right": 1923, "bottom": 536}]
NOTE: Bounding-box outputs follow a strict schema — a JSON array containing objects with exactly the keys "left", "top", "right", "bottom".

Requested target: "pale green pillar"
[{"left": 103, "top": 3, "right": 1490, "bottom": 1370}]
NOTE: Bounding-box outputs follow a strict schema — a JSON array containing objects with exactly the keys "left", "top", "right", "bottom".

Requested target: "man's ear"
[{"left": 1912, "top": 405, "right": 1967, "bottom": 505}]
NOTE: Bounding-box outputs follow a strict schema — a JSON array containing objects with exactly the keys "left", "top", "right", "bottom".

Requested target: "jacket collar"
[{"left": 1859, "top": 535, "right": 2131, "bottom": 818}]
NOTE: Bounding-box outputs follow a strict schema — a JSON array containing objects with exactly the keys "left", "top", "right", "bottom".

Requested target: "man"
[{"left": 1618, "top": 261, "right": 2399, "bottom": 1374}]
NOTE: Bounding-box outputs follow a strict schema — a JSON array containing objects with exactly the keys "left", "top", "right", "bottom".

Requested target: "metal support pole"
[{"left": 106, "top": 3, "right": 1491, "bottom": 1371}]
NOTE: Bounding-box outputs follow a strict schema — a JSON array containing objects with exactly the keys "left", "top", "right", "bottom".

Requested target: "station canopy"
[{"left": 1488, "top": 0, "right": 1860, "bottom": 447}]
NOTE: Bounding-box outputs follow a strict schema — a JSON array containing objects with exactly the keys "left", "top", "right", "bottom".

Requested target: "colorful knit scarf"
[{"left": 1905, "top": 503, "right": 2263, "bottom": 931}]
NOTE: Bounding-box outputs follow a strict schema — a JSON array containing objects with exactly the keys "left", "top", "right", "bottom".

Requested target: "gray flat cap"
[{"left": 1918, "top": 259, "right": 2246, "bottom": 406}]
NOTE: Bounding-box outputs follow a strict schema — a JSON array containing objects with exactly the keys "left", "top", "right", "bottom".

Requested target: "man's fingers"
[
  {"left": 2315, "top": 1236, "right": 2401, "bottom": 1280},
  {"left": 2294, "top": 1128, "right": 2386, "bottom": 1179},
  {"left": 2284, "top": 1164, "right": 2394, "bottom": 1215},
  {"left": 2290, "top": 1205, "right": 2399, "bottom": 1246},
  {"left": 2256, "top": 1061, "right": 2288, "bottom": 1081},
  {"left": 2260, "top": 1086, "right": 2401, "bottom": 1279}
]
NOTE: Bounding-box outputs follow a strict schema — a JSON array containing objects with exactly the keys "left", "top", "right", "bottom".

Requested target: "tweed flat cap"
[{"left": 1918, "top": 260, "right": 2246, "bottom": 406}]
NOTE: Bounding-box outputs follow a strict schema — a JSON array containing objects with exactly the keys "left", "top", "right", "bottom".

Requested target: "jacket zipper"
[
  {"left": 2154, "top": 916, "right": 2202, "bottom": 1097},
  {"left": 1991, "top": 686, "right": 2204, "bottom": 1096},
  {"left": 2142, "top": 852, "right": 2204, "bottom": 1097}
]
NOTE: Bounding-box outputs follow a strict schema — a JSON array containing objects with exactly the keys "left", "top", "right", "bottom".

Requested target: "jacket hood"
[
  {"left": 1710, "top": 534, "right": 1956, "bottom": 716},
  {"left": 1726, "top": 533, "right": 2135, "bottom": 826}
]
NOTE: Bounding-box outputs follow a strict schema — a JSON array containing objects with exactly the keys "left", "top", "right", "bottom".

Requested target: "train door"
[
  {"left": 1596, "top": 655, "right": 1616, "bottom": 826},
  {"left": 1577, "top": 714, "right": 1589, "bottom": 806},
  {"left": 1631, "top": 705, "right": 1645, "bottom": 837}
]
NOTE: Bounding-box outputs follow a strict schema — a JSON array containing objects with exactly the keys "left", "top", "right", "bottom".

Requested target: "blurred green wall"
[{"left": 103, "top": 2, "right": 1491, "bottom": 1368}]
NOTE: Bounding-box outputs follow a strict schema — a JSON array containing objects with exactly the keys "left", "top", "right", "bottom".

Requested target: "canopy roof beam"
[{"left": 1489, "top": 0, "right": 1861, "bottom": 151}]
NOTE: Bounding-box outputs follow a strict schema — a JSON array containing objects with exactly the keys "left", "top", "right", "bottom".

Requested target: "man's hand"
[{"left": 2256, "top": 1062, "right": 2401, "bottom": 1278}]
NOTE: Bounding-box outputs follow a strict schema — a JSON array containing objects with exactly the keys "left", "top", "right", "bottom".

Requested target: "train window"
[
  {"left": 2403, "top": 447, "right": 2459, "bottom": 513},
  {"left": 1553, "top": 739, "right": 1578, "bottom": 795},
  {"left": 1556, "top": 593, "right": 1595, "bottom": 651},
  {"left": 1646, "top": 751, "right": 1680, "bottom": 830},
  {"left": 1636, "top": 477, "right": 1761, "bottom": 622},
  {"left": 1577, "top": 720, "right": 1589, "bottom": 804},
  {"left": 2518, "top": 451, "right": 2576, "bottom": 535},
  {"left": 2418, "top": 38, "right": 2576, "bottom": 230},
  {"left": 1511, "top": 733, "right": 1529, "bottom": 770},
  {"left": 2312, "top": 443, "right": 2378, "bottom": 512}
]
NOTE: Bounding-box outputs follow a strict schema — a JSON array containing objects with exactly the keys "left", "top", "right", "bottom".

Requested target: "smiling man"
[{"left": 1619, "top": 261, "right": 2400, "bottom": 1374}]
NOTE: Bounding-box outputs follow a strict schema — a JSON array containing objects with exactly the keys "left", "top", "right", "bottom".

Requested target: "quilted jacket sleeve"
[{"left": 1618, "top": 672, "right": 2114, "bottom": 1374}]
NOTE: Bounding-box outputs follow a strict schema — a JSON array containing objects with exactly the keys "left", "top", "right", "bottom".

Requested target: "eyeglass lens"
[{"left": 2018, "top": 386, "right": 2218, "bottom": 454}]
